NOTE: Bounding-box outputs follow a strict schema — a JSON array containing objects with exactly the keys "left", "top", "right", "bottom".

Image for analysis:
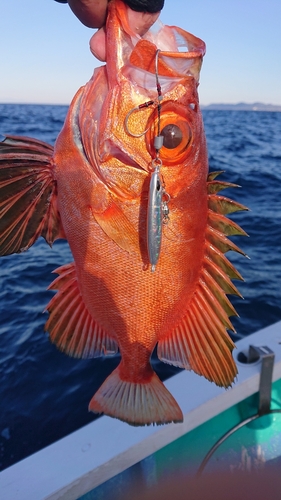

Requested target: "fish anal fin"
[
  {"left": 89, "top": 364, "right": 183, "bottom": 426},
  {"left": 92, "top": 200, "right": 141, "bottom": 254},
  {"left": 0, "top": 135, "right": 64, "bottom": 255},
  {"left": 45, "top": 262, "right": 118, "bottom": 358}
]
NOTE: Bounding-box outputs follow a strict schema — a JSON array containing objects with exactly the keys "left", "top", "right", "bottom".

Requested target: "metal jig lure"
[
  {"left": 123, "top": 49, "right": 170, "bottom": 272},
  {"left": 147, "top": 158, "right": 163, "bottom": 272},
  {"left": 146, "top": 49, "right": 170, "bottom": 272}
]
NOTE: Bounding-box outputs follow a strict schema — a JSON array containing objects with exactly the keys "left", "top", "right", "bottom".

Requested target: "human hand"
[
  {"left": 58, "top": 1, "right": 164, "bottom": 61},
  {"left": 90, "top": 6, "right": 161, "bottom": 61},
  {"left": 67, "top": 0, "right": 108, "bottom": 28},
  {"left": 65, "top": 1, "right": 164, "bottom": 31}
]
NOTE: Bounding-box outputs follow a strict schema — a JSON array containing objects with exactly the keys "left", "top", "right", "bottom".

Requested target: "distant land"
[{"left": 201, "top": 102, "right": 281, "bottom": 112}]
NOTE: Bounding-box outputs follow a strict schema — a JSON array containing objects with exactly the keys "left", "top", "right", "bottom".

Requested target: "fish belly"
[{"left": 62, "top": 185, "right": 207, "bottom": 359}]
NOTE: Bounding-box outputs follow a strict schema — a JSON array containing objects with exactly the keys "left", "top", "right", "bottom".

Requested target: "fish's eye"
[
  {"left": 161, "top": 124, "right": 183, "bottom": 149},
  {"left": 158, "top": 117, "right": 192, "bottom": 165},
  {"left": 145, "top": 104, "right": 194, "bottom": 165}
]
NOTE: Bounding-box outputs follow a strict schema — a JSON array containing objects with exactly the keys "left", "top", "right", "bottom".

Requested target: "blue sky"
[{"left": 1, "top": 0, "right": 280, "bottom": 105}]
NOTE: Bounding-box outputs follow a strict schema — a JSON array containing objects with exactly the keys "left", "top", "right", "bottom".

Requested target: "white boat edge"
[{"left": 1, "top": 320, "right": 281, "bottom": 500}]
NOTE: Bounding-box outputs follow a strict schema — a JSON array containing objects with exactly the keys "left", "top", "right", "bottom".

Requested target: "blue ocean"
[{"left": 0, "top": 103, "right": 280, "bottom": 471}]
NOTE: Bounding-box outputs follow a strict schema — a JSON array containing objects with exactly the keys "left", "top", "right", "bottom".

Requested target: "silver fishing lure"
[
  {"left": 147, "top": 160, "right": 163, "bottom": 272},
  {"left": 124, "top": 49, "right": 170, "bottom": 272}
]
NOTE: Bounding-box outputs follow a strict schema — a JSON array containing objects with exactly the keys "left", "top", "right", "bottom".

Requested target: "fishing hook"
[{"left": 124, "top": 100, "right": 155, "bottom": 138}]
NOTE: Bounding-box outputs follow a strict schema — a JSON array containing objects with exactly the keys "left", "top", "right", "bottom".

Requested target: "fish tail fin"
[
  {"left": 89, "top": 364, "right": 183, "bottom": 426},
  {"left": 0, "top": 135, "right": 64, "bottom": 256}
]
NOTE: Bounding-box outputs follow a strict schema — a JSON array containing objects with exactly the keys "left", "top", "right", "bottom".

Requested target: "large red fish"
[{"left": 0, "top": 0, "right": 247, "bottom": 425}]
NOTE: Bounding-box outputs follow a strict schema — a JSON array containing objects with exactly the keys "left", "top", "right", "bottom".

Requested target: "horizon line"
[{"left": 1, "top": 100, "right": 281, "bottom": 108}]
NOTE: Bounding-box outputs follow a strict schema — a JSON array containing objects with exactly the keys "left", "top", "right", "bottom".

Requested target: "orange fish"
[{"left": 0, "top": 0, "right": 247, "bottom": 425}]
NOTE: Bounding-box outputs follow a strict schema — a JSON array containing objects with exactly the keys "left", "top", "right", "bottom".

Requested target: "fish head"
[{"left": 69, "top": 0, "right": 207, "bottom": 202}]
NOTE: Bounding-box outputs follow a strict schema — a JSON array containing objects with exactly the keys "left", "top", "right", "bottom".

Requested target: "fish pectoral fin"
[
  {"left": 45, "top": 262, "right": 118, "bottom": 358},
  {"left": 0, "top": 135, "right": 64, "bottom": 256},
  {"left": 89, "top": 363, "right": 183, "bottom": 426},
  {"left": 92, "top": 200, "right": 141, "bottom": 254}
]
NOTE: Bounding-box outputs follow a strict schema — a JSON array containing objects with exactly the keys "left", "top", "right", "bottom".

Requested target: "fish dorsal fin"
[
  {"left": 45, "top": 262, "right": 118, "bottom": 358},
  {"left": 158, "top": 174, "right": 248, "bottom": 388},
  {"left": 0, "top": 135, "right": 64, "bottom": 255}
]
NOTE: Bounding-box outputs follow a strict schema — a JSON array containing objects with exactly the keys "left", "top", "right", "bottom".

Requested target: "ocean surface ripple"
[{"left": 0, "top": 104, "right": 280, "bottom": 470}]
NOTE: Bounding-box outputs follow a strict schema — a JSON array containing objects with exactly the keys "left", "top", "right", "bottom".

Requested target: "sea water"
[{"left": 0, "top": 104, "right": 280, "bottom": 470}]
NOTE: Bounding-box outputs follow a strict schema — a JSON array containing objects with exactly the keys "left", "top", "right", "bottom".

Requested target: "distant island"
[{"left": 201, "top": 102, "right": 281, "bottom": 112}]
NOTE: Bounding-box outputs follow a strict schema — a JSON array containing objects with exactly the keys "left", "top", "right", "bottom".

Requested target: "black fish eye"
[{"left": 161, "top": 124, "right": 183, "bottom": 149}]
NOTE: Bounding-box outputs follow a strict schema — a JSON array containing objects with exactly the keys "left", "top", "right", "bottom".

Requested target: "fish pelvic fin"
[
  {"left": 92, "top": 199, "right": 141, "bottom": 255},
  {"left": 0, "top": 135, "right": 64, "bottom": 256},
  {"left": 45, "top": 262, "right": 118, "bottom": 358},
  {"left": 89, "top": 364, "right": 183, "bottom": 426},
  {"left": 158, "top": 172, "right": 248, "bottom": 388}
]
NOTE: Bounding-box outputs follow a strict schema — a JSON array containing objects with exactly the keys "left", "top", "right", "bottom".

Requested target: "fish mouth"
[{"left": 106, "top": 0, "right": 206, "bottom": 84}]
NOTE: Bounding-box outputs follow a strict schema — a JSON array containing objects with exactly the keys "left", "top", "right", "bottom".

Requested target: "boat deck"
[{"left": 1, "top": 321, "right": 281, "bottom": 500}]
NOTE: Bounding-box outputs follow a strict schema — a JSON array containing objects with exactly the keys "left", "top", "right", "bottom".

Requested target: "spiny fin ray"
[
  {"left": 208, "top": 194, "right": 248, "bottom": 215},
  {"left": 203, "top": 257, "right": 243, "bottom": 297},
  {"left": 207, "top": 170, "right": 224, "bottom": 181},
  {"left": 201, "top": 265, "right": 239, "bottom": 317},
  {"left": 206, "top": 244, "right": 244, "bottom": 281},
  {"left": 157, "top": 170, "right": 247, "bottom": 388},
  {"left": 206, "top": 226, "right": 247, "bottom": 256},
  {"left": 208, "top": 211, "right": 248, "bottom": 237},
  {"left": 207, "top": 180, "right": 241, "bottom": 194}
]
